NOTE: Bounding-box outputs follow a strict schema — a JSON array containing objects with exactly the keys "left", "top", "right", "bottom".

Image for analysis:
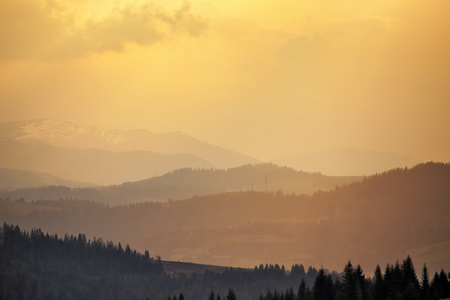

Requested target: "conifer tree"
[
  {"left": 438, "top": 269, "right": 450, "bottom": 298},
  {"left": 226, "top": 288, "right": 236, "bottom": 300},
  {"left": 354, "top": 265, "right": 366, "bottom": 300},
  {"left": 373, "top": 265, "right": 385, "bottom": 300},
  {"left": 298, "top": 278, "right": 307, "bottom": 300},
  {"left": 285, "top": 287, "right": 295, "bottom": 300},
  {"left": 341, "top": 261, "right": 359, "bottom": 300},
  {"left": 312, "top": 268, "right": 333, "bottom": 300},
  {"left": 420, "top": 264, "right": 430, "bottom": 300},
  {"left": 313, "top": 268, "right": 326, "bottom": 300}
]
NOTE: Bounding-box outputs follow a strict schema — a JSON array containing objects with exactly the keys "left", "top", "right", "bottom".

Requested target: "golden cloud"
[{"left": 0, "top": 0, "right": 208, "bottom": 60}]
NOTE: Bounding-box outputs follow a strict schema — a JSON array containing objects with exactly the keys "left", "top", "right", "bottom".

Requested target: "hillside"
[
  {"left": 0, "top": 119, "right": 259, "bottom": 169},
  {"left": 0, "top": 163, "right": 361, "bottom": 205},
  {"left": 1, "top": 162, "right": 449, "bottom": 274}
]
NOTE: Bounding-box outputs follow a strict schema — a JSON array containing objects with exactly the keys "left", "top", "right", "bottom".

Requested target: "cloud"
[{"left": 0, "top": 0, "right": 208, "bottom": 60}]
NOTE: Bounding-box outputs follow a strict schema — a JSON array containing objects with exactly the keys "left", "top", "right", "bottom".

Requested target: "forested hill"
[
  {"left": 0, "top": 223, "right": 322, "bottom": 300},
  {"left": 0, "top": 223, "right": 165, "bottom": 299},
  {"left": 299, "top": 162, "right": 450, "bottom": 272},
  {"left": 1, "top": 162, "right": 449, "bottom": 273},
  {"left": 2, "top": 223, "right": 450, "bottom": 300},
  {"left": 0, "top": 163, "right": 361, "bottom": 205}
]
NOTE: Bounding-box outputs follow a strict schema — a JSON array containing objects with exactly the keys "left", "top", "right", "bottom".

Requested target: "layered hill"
[
  {"left": 0, "top": 164, "right": 361, "bottom": 205},
  {"left": 1, "top": 162, "right": 449, "bottom": 274}
]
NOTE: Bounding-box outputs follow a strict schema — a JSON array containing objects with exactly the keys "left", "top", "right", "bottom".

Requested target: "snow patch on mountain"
[{"left": 15, "top": 119, "right": 130, "bottom": 144}]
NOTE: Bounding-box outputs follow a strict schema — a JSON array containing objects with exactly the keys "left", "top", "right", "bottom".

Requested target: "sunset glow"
[{"left": 1, "top": 0, "right": 449, "bottom": 161}]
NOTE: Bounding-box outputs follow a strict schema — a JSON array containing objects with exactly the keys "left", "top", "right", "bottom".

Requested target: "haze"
[{"left": 1, "top": 0, "right": 449, "bottom": 162}]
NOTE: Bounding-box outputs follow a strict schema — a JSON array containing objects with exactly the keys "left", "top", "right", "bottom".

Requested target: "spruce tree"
[
  {"left": 226, "top": 288, "right": 236, "bottom": 300},
  {"left": 285, "top": 287, "right": 295, "bottom": 300},
  {"left": 373, "top": 265, "right": 385, "bottom": 300},
  {"left": 298, "top": 278, "right": 307, "bottom": 300},
  {"left": 341, "top": 261, "right": 358, "bottom": 300},
  {"left": 438, "top": 269, "right": 450, "bottom": 298},
  {"left": 354, "top": 265, "right": 365, "bottom": 300},
  {"left": 313, "top": 268, "right": 327, "bottom": 300},
  {"left": 312, "top": 268, "right": 333, "bottom": 300},
  {"left": 420, "top": 264, "right": 430, "bottom": 300}
]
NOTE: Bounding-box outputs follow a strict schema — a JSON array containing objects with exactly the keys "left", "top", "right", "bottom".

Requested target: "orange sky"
[{"left": 0, "top": 0, "right": 449, "bottom": 161}]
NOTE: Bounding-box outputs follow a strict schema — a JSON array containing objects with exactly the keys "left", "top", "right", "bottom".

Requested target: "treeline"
[
  {"left": 2, "top": 223, "right": 450, "bottom": 300},
  {"left": 255, "top": 258, "right": 450, "bottom": 300}
]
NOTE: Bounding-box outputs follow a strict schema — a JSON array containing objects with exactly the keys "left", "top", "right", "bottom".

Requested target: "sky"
[{"left": 0, "top": 0, "right": 449, "bottom": 162}]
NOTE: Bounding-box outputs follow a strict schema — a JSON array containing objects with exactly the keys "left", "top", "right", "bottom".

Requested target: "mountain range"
[{"left": 0, "top": 119, "right": 258, "bottom": 166}]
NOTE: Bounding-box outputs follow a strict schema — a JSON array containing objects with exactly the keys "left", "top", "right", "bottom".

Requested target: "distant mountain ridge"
[
  {"left": 0, "top": 119, "right": 259, "bottom": 169},
  {"left": 0, "top": 163, "right": 361, "bottom": 205}
]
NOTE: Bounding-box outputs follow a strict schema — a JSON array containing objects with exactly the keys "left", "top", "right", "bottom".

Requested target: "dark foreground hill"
[
  {"left": 1, "top": 223, "right": 449, "bottom": 300},
  {"left": 0, "top": 163, "right": 361, "bottom": 205},
  {"left": 1, "top": 162, "right": 449, "bottom": 274},
  {"left": 0, "top": 223, "right": 320, "bottom": 300}
]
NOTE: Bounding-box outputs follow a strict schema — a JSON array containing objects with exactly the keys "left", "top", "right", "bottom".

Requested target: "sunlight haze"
[{"left": 1, "top": 0, "right": 449, "bottom": 162}]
